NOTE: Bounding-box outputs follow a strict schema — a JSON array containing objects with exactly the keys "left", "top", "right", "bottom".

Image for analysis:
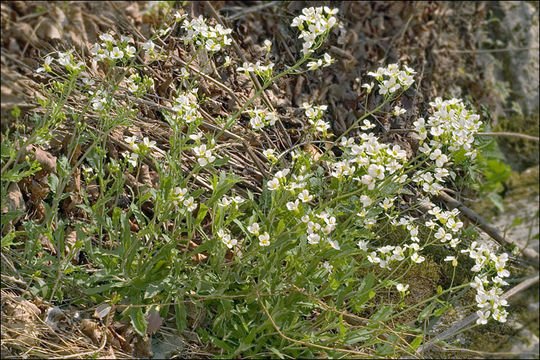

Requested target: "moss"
[{"left": 495, "top": 112, "right": 540, "bottom": 171}]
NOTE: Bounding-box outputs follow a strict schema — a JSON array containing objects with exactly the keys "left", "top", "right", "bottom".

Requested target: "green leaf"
[
  {"left": 410, "top": 335, "right": 424, "bottom": 350},
  {"left": 269, "top": 347, "right": 286, "bottom": 359},
  {"left": 195, "top": 203, "right": 208, "bottom": 227},
  {"left": 488, "top": 193, "right": 505, "bottom": 212},
  {"left": 145, "top": 283, "right": 163, "bottom": 299},
  {"left": 1, "top": 231, "right": 24, "bottom": 247},
  {"left": 369, "top": 305, "right": 393, "bottom": 324},
  {"left": 130, "top": 307, "right": 147, "bottom": 336},
  {"left": 175, "top": 300, "right": 187, "bottom": 332}
]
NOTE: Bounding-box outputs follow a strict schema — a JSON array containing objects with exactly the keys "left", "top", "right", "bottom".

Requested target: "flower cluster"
[
  {"left": 307, "top": 53, "right": 335, "bottom": 71},
  {"left": 290, "top": 6, "right": 339, "bottom": 55},
  {"left": 336, "top": 133, "right": 408, "bottom": 188},
  {"left": 367, "top": 63, "right": 415, "bottom": 97},
  {"left": 237, "top": 61, "right": 275, "bottom": 81},
  {"left": 90, "top": 33, "right": 137, "bottom": 63},
  {"left": 217, "top": 229, "right": 238, "bottom": 249},
  {"left": 414, "top": 97, "right": 483, "bottom": 159},
  {"left": 218, "top": 195, "right": 245, "bottom": 209},
  {"left": 181, "top": 15, "right": 233, "bottom": 52},
  {"left": 170, "top": 89, "right": 202, "bottom": 126},
  {"left": 122, "top": 136, "right": 156, "bottom": 166},
  {"left": 266, "top": 168, "right": 308, "bottom": 194},
  {"left": 125, "top": 72, "right": 154, "bottom": 96},
  {"left": 462, "top": 242, "right": 510, "bottom": 324},
  {"left": 37, "top": 51, "right": 85, "bottom": 74},
  {"left": 89, "top": 89, "right": 111, "bottom": 112},
  {"left": 302, "top": 102, "right": 331, "bottom": 137},
  {"left": 245, "top": 108, "right": 278, "bottom": 130},
  {"left": 247, "top": 222, "right": 271, "bottom": 247},
  {"left": 303, "top": 211, "right": 340, "bottom": 250},
  {"left": 171, "top": 187, "right": 198, "bottom": 212},
  {"left": 192, "top": 142, "right": 216, "bottom": 167}
]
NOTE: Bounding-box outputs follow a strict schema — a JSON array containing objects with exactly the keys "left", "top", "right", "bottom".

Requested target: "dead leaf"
[
  {"left": 32, "top": 200, "right": 46, "bottom": 223},
  {"left": 139, "top": 164, "right": 153, "bottom": 188},
  {"left": 65, "top": 228, "right": 80, "bottom": 263},
  {"left": 304, "top": 144, "right": 322, "bottom": 162},
  {"left": 35, "top": 19, "right": 62, "bottom": 41},
  {"left": 61, "top": 167, "right": 82, "bottom": 215},
  {"left": 81, "top": 319, "right": 103, "bottom": 344},
  {"left": 94, "top": 304, "right": 112, "bottom": 320},
  {"left": 44, "top": 306, "right": 65, "bottom": 331},
  {"left": 26, "top": 145, "right": 57, "bottom": 174},
  {"left": 2, "top": 182, "right": 26, "bottom": 217},
  {"left": 146, "top": 309, "right": 162, "bottom": 335}
]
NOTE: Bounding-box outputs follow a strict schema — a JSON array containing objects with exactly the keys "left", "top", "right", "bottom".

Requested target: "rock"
[{"left": 479, "top": 1, "right": 539, "bottom": 119}]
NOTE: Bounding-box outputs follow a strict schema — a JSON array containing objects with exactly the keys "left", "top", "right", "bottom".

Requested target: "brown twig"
[{"left": 386, "top": 128, "right": 540, "bottom": 142}]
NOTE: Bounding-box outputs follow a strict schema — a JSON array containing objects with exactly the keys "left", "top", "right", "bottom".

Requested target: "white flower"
[
  {"left": 444, "top": 256, "right": 458, "bottom": 267},
  {"left": 222, "top": 237, "right": 238, "bottom": 249},
  {"left": 328, "top": 238, "right": 340, "bottom": 250},
  {"left": 393, "top": 106, "right": 406, "bottom": 116},
  {"left": 322, "top": 53, "right": 335, "bottom": 67},
  {"left": 142, "top": 40, "right": 155, "bottom": 51},
  {"left": 360, "top": 195, "right": 373, "bottom": 208},
  {"left": 360, "top": 175, "right": 376, "bottom": 190},
  {"left": 492, "top": 308, "right": 507, "bottom": 323},
  {"left": 476, "top": 310, "right": 491, "bottom": 325},
  {"left": 263, "top": 148, "right": 276, "bottom": 160},
  {"left": 99, "top": 33, "right": 115, "bottom": 43},
  {"left": 173, "top": 187, "right": 188, "bottom": 201},
  {"left": 298, "top": 189, "right": 313, "bottom": 203},
  {"left": 361, "top": 82, "right": 374, "bottom": 93},
  {"left": 259, "top": 232, "right": 270, "bottom": 246},
  {"left": 183, "top": 197, "right": 197, "bottom": 212},
  {"left": 396, "top": 284, "right": 409, "bottom": 293},
  {"left": 286, "top": 199, "right": 300, "bottom": 211},
  {"left": 125, "top": 45, "right": 136, "bottom": 58},
  {"left": 122, "top": 151, "right": 138, "bottom": 167},
  {"left": 109, "top": 47, "right": 124, "bottom": 60},
  {"left": 267, "top": 178, "right": 280, "bottom": 191},
  {"left": 322, "top": 261, "right": 333, "bottom": 273},
  {"left": 360, "top": 119, "right": 376, "bottom": 130},
  {"left": 411, "top": 252, "right": 425, "bottom": 263},
  {"left": 247, "top": 222, "right": 260, "bottom": 235},
  {"left": 263, "top": 39, "right": 272, "bottom": 52},
  {"left": 36, "top": 56, "right": 54, "bottom": 73},
  {"left": 142, "top": 137, "right": 156, "bottom": 150},
  {"left": 357, "top": 240, "right": 368, "bottom": 251},
  {"left": 307, "top": 233, "right": 320, "bottom": 245}
]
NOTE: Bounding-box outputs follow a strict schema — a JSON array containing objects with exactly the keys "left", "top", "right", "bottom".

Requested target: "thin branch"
[
  {"left": 223, "top": 1, "right": 281, "bottom": 21},
  {"left": 476, "top": 131, "right": 539, "bottom": 142},
  {"left": 432, "top": 46, "right": 539, "bottom": 53},
  {"left": 387, "top": 128, "right": 540, "bottom": 141},
  {"left": 437, "top": 191, "right": 540, "bottom": 266}
]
